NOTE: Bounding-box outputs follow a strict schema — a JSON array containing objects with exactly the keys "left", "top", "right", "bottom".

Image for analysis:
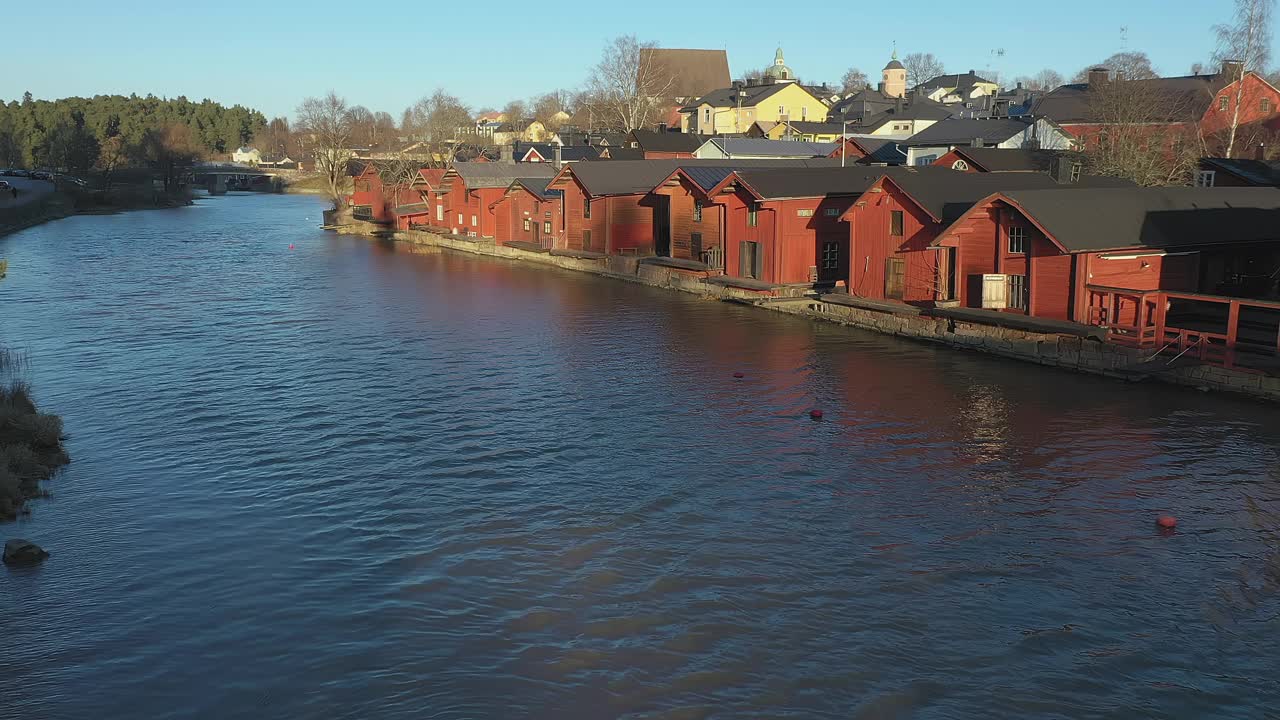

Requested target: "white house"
[
  {"left": 901, "top": 117, "right": 1075, "bottom": 166},
  {"left": 231, "top": 146, "right": 261, "bottom": 165}
]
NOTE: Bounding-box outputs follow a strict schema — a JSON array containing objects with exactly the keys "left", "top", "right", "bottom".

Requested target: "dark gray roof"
[
  {"left": 704, "top": 137, "right": 839, "bottom": 157},
  {"left": 728, "top": 166, "right": 936, "bottom": 199},
  {"left": 1032, "top": 73, "right": 1227, "bottom": 124},
  {"left": 777, "top": 121, "right": 846, "bottom": 135},
  {"left": 559, "top": 158, "right": 840, "bottom": 196},
  {"left": 393, "top": 203, "right": 430, "bottom": 215},
  {"left": 902, "top": 118, "right": 1034, "bottom": 146},
  {"left": 1000, "top": 186, "right": 1280, "bottom": 252},
  {"left": 884, "top": 59, "right": 905, "bottom": 71},
  {"left": 949, "top": 147, "right": 1070, "bottom": 172},
  {"left": 888, "top": 169, "right": 1092, "bottom": 223},
  {"left": 516, "top": 143, "right": 599, "bottom": 162},
  {"left": 916, "top": 71, "right": 995, "bottom": 93},
  {"left": 683, "top": 81, "right": 822, "bottom": 111},
  {"left": 628, "top": 129, "right": 711, "bottom": 154},
  {"left": 445, "top": 162, "right": 556, "bottom": 189},
  {"left": 848, "top": 136, "right": 907, "bottom": 165},
  {"left": 1202, "top": 158, "right": 1280, "bottom": 186},
  {"left": 511, "top": 177, "right": 560, "bottom": 200},
  {"left": 594, "top": 147, "right": 646, "bottom": 161}
]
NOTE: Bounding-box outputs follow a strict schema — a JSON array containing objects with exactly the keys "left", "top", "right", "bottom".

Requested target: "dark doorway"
[
  {"left": 740, "top": 241, "right": 762, "bottom": 279},
  {"left": 818, "top": 236, "right": 846, "bottom": 285},
  {"left": 654, "top": 196, "right": 672, "bottom": 257}
]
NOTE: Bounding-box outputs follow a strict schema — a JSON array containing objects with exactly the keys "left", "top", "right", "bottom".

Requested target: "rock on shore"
[{"left": 3, "top": 538, "right": 48, "bottom": 566}]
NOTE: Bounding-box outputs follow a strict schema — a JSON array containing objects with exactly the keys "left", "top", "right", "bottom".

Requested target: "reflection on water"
[{"left": 1, "top": 193, "right": 1279, "bottom": 719}]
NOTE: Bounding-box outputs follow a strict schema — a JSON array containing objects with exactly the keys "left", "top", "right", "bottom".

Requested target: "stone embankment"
[{"left": 329, "top": 221, "right": 1280, "bottom": 403}]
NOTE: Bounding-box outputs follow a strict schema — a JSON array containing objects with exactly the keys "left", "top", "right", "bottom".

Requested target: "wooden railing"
[
  {"left": 1086, "top": 285, "right": 1280, "bottom": 372},
  {"left": 352, "top": 205, "right": 374, "bottom": 221}
]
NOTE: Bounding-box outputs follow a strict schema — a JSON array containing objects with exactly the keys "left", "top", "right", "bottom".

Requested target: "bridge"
[{"left": 192, "top": 164, "right": 283, "bottom": 195}]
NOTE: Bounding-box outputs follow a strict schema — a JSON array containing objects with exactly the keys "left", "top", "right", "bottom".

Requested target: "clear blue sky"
[{"left": 3, "top": 0, "right": 1273, "bottom": 120}]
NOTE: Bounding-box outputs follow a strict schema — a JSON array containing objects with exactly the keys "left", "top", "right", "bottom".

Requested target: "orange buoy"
[{"left": 1157, "top": 516, "right": 1177, "bottom": 529}]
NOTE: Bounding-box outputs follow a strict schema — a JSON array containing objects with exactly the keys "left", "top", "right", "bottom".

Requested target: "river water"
[{"left": 1, "top": 193, "right": 1279, "bottom": 719}]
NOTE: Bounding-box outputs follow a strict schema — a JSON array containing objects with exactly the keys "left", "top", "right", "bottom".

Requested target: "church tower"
[{"left": 882, "top": 50, "right": 907, "bottom": 98}]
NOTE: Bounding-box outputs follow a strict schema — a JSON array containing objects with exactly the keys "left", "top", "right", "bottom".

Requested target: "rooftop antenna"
[{"left": 1120, "top": 26, "right": 1129, "bottom": 50}]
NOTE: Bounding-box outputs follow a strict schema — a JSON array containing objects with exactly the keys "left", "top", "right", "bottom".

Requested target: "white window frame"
[
  {"left": 1196, "top": 170, "right": 1216, "bottom": 187},
  {"left": 951, "top": 159, "right": 970, "bottom": 171},
  {"left": 457, "top": 213, "right": 463, "bottom": 225},
  {"left": 1008, "top": 226, "right": 1027, "bottom": 254},
  {"left": 471, "top": 215, "right": 477, "bottom": 227},
  {"left": 1008, "top": 274, "right": 1028, "bottom": 310},
  {"left": 796, "top": 209, "right": 814, "bottom": 217},
  {"left": 823, "top": 208, "right": 841, "bottom": 217}
]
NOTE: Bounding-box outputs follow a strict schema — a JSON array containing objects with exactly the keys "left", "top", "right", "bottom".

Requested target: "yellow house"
[
  {"left": 681, "top": 81, "right": 830, "bottom": 134},
  {"left": 749, "top": 120, "right": 845, "bottom": 142}
]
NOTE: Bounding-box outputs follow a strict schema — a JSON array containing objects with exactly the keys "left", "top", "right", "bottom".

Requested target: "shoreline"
[
  {"left": 332, "top": 221, "right": 1280, "bottom": 404},
  {"left": 0, "top": 351, "right": 70, "bottom": 523},
  {"left": 0, "top": 189, "right": 193, "bottom": 239}
]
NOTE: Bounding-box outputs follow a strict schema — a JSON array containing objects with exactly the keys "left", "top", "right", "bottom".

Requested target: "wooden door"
[
  {"left": 740, "top": 241, "right": 761, "bottom": 279},
  {"left": 885, "top": 257, "right": 905, "bottom": 300}
]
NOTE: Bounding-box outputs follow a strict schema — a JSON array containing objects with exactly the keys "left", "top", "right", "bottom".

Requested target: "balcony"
[
  {"left": 1087, "top": 285, "right": 1280, "bottom": 372},
  {"left": 351, "top": 205, "right": 374, "bottom": 221}
]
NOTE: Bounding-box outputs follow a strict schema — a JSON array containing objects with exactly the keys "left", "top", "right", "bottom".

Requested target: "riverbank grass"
[{"left": 0, "top": 352, "right": 69, "bottom": 520}]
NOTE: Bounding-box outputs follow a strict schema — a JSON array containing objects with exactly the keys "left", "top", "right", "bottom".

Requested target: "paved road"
[{"left": 0, "top": 176, "right": 57, "bottom": 209}]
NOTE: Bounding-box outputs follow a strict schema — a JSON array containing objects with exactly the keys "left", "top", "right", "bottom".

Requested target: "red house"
[
  {"left": 930, "top": 187, "right": 1280, "bottom": 338},
  {"left": 490, "top": 178, "right": 563, "bottom": 249},
  {"left": 839, "top": 169, "right": 1125, "bottom": 308},
  {"left": 548, "top": 159, "right": 693, "bottom": 254},
  {"left": 438, "top": 163, "right": 556, "bottom": 239},
  {"left": 701, "top": 166, "right": 903, "bottom": 287},
  {"left": 827, "top": 136, "right": 906, "bottom": 165},
  {"left": 348, "top": 163, "right": 393, "bottom": 223},
  {"left": 1034, "top": 63, "right": 1280, "bottom": 157}
]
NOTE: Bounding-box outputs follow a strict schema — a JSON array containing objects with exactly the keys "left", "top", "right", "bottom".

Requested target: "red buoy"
[
  {"left": 733, "top": 372, "right": 745, "bottom": 379},
  {"left": 810, "top": 409, "right": 824, "bottom": 420},
  {"left": 288, "top": 244, "right": 295, "bottom": 250},
  {"left": 1157, "top": 516, "right": 1177, "bottom": 529}
]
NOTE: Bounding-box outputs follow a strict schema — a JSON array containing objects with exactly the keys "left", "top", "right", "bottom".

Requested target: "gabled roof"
[
  {"left": 722, "top": 166, "right": 935, "bottom": 200},
  {"left": 639, "top": 48, "right": 731, "bottom": 99},
  {"left": 657, "top": 159, "right": 847, "bottom": 196},
  {"left": 442, "top": 162, "right": 556, "bottom": 190},
  {"left": 776, "top": 121, "right": 846, "bottom": 135},
  {"left": 413, "top": 168, "right": 448, "bottom": 188},
  {"left": 884, "top": 169, "right": 1097, "bottom": 224},
  {"left": 594, "top": 147, "right": 646, "bottom": 161},
  {"left": 393, "top": 203, "right": 431, "bottom": 216},
  {"left": 986, "top": 186, "right": 1280, "bottom": 252},
  {"left": 947, "top": 147, "right": 1071, "bottom": 172},
  {"left": 682, "top": 81, "right": 823, "bottom": 111},
  {"left": 1032, "top": 73, "right": 1230, "bottom": 124},
  {"left": 843, "top": 136, "right": 907, "bottom": 165},
  {"left": 628, "top": 129, "right": 711, "bottom": 154},
  {"left": 902, "top": 117, "right": 1035, "bottom": 146},
  {"left": 1202, "top": 157, "right": 1280, "bottom": 186},
  {"left": 916, "top": 71, "right": 996, "bottom": 94},
  {"left": 701, "top": 137, "right": 839, "bottom": 157},
  {"left": 512, "top": 177, "right": 560, "bottom": 200},
  {"left": 554, "top": 158, "right": 841, "bottom": 197},
  {"left": 516, "top": 143, "right": 599, "bottom": 162}
]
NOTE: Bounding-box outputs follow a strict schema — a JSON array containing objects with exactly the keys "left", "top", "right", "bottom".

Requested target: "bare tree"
[
  {"left": 502, "top": 100, "right": 529, "bottom": 129},
  {"left": 296, "top": 91, "right": 354, "bottom": 203},
  {"left": 402, "top": 90, "right": 476, "bottom": 168},
  {"left": 1212, "top": 0, "right": 1275, "bottom": 158},
  {"left": 902, "top": 53, "right": 945, "bottom": 88},
  {"left": 533, "top": 91, "right": 572, "bottom": 130},
  {"left": 1016, "top": 68, "right": 1064, "bottom": 91},
  {"left": 584, "top": 35, "right": 674, "bottom": 132},
  {"left": 738, "top": 67, "right": 768, "bottom": 84},
  {"left": 94, "top": 135, "right": 128, "bottom": 191},
  {"left": 840, "top": 67, "right": 869, "bottom": 94},
  {"left": 1072, "top": 52, "right": 1159, "bottom": 82},
  {"left": 1082, "top": 78, "right": 1204, "bottom": 186}
]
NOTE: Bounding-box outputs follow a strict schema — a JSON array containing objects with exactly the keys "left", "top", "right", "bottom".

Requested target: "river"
[{"left": 1, "top": 193, "right": 1279, "bottom": 719}]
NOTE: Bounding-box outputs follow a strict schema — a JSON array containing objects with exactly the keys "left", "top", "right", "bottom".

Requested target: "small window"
[
  {"left": 544, "top": 221, "right": 552, "bottom": 234},
  {"left": 693, "top": 200, "right": 703, "bottom": 222},
  {"left": 457, "top": 213, "right": 463, "bottom": 224},
  {"left": 821, "top": 241, "right": 840, "bottom": 270},
  {"left": 1196, "top": 170, "right": 1216, "bottom": 187},
  {"left": 1008, "top": 226, "right": 1027, "bottom": 254},
  {"left": 1262, "top": 98, "right": 1273, "bottom": 112},
  {"left": 748, "top": 209, "right": 758, "bottom": 227},
  {"left": 778, "top": 105, "right": 786, "bottom": 116},
  {"left": 824, "top": 208, "right": 841, "bottom": 217},
  {"left": 583, "top": 198, "right": 591, "bottom": 219},
  {"left": 704, "top": 108, "right": 710, "bottom": 123},
  {"left": 890, "top": 210, "right": 904, "bottom": 236},
  {"left": 1070, "top": 163, "right": 1082, "bottom": 183},
  {"left": 437, "top": 205, "right": 444, "bottom": 221},
  {"left": 801, "top": 106, "right": 808, "bottom": 120},
  {"left": 1219, "top": 96, "right": 1229, "bottom": 111},
  {"left": 951, "top": 159, "right": 969, "bottom": 171},
  {"left": 471, "top": 215, "right": 478, "bottom": 227},
  {"left": 1008, "top": 274, "right": 1028, "bottom": 310},
  {"left": 523, "top": 218, "right": 530, "bottom": 231},
  {"left": 796, "top": 209, "right": 814, "bottom": 217}
]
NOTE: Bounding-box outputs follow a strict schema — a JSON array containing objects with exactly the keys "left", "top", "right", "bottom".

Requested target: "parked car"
[
  {"left": 1, "top": 168, "right": 27, "bottom": 177},
  {"left": 31, "top": 171, "right": 53, "bottom": 181},
  {"left": 0, "top": 180, "right": 11, "bottom": 191}
]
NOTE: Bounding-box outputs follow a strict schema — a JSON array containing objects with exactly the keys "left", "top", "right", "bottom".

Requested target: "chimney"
[
  {"left": 877, "top": 81, "right": 886, "bottom": 94},
  {"left": 1050, "top": 155, "right": 1077, "bottom": 184},
  {"left": 1088, "top": 68, "right": 1110, "bottom": 89},
  {"left": 895, "top": 96, "right": 904, "bottom": 114},
  {"left": 1016, "top": 81, "right": 1024, "bottom": 90},
  {"left": 500, "top": 144, "right": 514, "bottom": 164},
  {"left": 1223, "top": 59, "right": 1246, "bottom": 81},
  {"left": 971, "top": 137, "right": 984, "bottom": 148},
  {"left": 1256, "top": 143, "right": 1267, "bottom": 161},
  {"left": 554, "top": 144, "right": 563, "bottom": 170}
]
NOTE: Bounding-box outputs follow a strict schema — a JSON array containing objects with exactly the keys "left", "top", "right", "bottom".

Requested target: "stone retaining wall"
[{"left": 355, "top": 226, "right": 1280, "bottom": 403}]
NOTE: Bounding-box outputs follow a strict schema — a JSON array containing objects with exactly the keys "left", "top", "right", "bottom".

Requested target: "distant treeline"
[{"left": 0, "top": 92, "right": 268, "bottom": 174}]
